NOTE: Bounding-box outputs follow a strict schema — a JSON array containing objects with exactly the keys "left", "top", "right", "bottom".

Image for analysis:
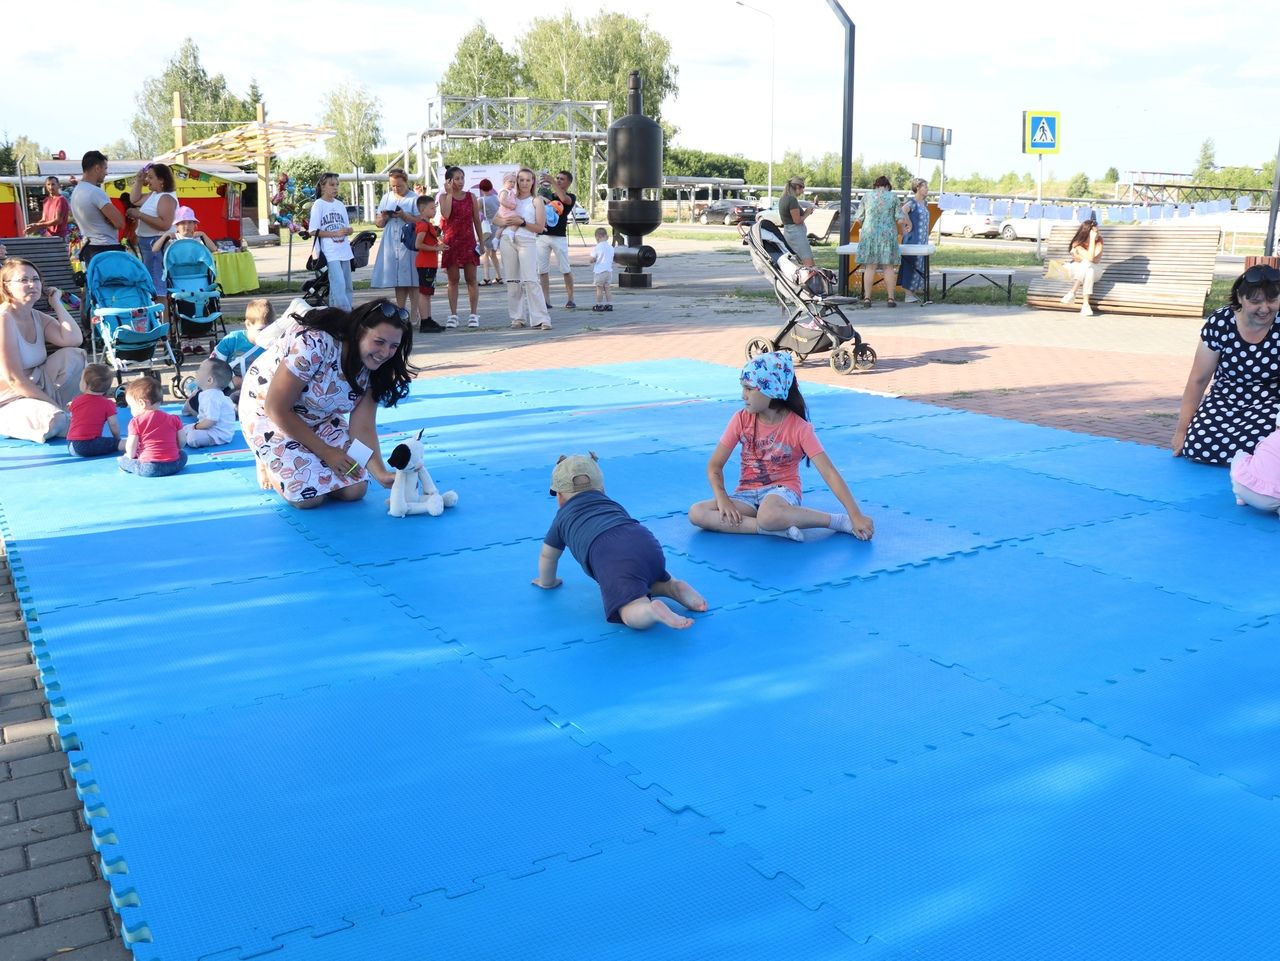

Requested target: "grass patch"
[
  {"left": 654, "top": 227, "right": 741, "bottom": 242},
  {"left": 728, "top": 287, "right": 775, "bottom": 302},
  {"left": 814, "top": 247, "right": 1039, "bottom": 270}
]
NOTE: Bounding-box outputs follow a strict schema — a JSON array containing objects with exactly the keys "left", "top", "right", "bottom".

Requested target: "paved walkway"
[{"left": 0, "top": 232, "right": 1213, "bottom": 959}]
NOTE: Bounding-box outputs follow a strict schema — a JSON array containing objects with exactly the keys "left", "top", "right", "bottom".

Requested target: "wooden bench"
[
  {"left": 1026, "top": 224, "right": 1221, "bottom": 317},
  {"left": 937, "top": 267, "right": 1015, "bottom": 303},
  {"left": 0, "top": 236, "right": 78, "bottom": 313}
]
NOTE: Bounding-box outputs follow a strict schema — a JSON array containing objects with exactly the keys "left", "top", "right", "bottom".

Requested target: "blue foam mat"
[
  {"left": 3, "top": 359, "right": 1277, "bottom": 961},
  {"left": 488, "top": 595, "right": 1036, "bottom": 817},
  {"left": 69, "top": 661, "right": 681, "bottom": 961},
  {"left": 714, "top": 712, "right": 1280, "bottom": 959}
]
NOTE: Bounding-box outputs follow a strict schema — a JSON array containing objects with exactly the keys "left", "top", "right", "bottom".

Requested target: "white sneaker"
[
  {"left": 467, "top": 314, "right": 480, "bottom": 328},
  {"left": 904, "top": 291, "right": 919, "bottom": 303},
  {"left": 1081, "top": 305, "right": 1098, "bottom": 317},
  {"left": 1059, "top": 292, "right": 1075, "bottom": 306},
  {"left": 445, "top": 315, "right": 459, "bottom": 329}
]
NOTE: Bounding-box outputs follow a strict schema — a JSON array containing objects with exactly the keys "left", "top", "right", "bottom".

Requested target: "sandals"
[
  {"left": 887, "top": 299, "right": 897, "bottom": 308},
  {"left": 510, "top": 320, "right": 527, "bottom": 329},
  {"left": 861, "top": 298, "right": 872, "bottom": 308}
]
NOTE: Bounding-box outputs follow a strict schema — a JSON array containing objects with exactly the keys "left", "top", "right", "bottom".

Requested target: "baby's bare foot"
[
  {"left": 667, "top": 578, "right": 707, "bottom": 613},
  {"left": 650, "top": 598, "right": 693, "bottom": 629}
]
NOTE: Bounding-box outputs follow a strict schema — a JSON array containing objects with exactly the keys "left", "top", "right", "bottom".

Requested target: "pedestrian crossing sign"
[{"left": 1023, "top": 111, "right": 1060, "bottom": 154}]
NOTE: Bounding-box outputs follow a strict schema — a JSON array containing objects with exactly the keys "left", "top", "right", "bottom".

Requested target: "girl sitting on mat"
[{"left": 688, "top": 351, "right": 875, "bottom": 542}]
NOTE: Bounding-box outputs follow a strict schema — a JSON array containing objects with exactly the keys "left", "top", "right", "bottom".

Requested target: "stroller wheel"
[
  {"left": 829, "top": 345, "right": 855, "bottom": 375},
  {"left": 744, "top": 337, "right": 775, "bottom": 360},
  {"left": 174, "top": 373, "right": 198, "bottom": 399},
  {"left": 853, "top": 344, "right": 877, "bottom": 371}
]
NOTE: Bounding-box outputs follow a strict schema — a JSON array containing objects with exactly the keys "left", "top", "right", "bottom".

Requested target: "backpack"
[{"left": 402, "top": 220, "right": 419, "bottom": 253}]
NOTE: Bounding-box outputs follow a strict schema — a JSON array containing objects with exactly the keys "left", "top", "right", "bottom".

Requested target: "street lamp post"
[{"left": 736, "top": 0, "right": 774, "bottom": 200}]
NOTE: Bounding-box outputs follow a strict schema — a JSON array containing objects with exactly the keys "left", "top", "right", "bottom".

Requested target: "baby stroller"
[
  {"left": 744, "top": 220, "right": 876, "bottom": 374},
  {"left": 163, "top": 239, "right": 226, "bottom": 357},
  {"left": 86, "top": 251, "right": 181, "bottom": 404},
  {"left": 301, "top": 230, "right": 377, "bottom": 307}
]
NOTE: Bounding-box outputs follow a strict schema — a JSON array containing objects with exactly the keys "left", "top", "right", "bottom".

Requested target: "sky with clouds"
[{"left": 8, "top": 0, "right": 1274, "bottom": 184}]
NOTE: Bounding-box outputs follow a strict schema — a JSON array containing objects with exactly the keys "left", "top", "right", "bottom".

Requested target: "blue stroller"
[
  {"left": 86, "top": 251, "right": 181, "bottom": 404},
  {"left": 163, "top": 238, "right": 226, "bottom": 356}
]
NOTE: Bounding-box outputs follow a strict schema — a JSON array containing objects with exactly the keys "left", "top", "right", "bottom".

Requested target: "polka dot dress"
[{"left": 1183, "top": 306, "right": 1280, "bottom": 466}]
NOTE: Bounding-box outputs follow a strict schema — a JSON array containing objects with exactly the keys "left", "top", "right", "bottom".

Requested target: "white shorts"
[
  {"left": 732, "top": 485, "right": 801, "bottom": 508},
  {"left": 536, "top": 234, "right": 571, "bottom": 275}
]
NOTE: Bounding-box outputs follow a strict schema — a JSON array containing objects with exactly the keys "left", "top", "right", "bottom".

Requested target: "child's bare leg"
[
  {"left": 255, "top": 458, "right": 272, "bottom": 490},
  {"left": 651, "top": 577, "right": 707, "bottom": 613},
  {"left": 756, "top": 495, "right": 837, "bottom": 532},
  {"left": 688, "top": 498, "right": 760, "bottom": 534},
  {"left": 619, "top": 596, "right": 693, "bottom": 630}
]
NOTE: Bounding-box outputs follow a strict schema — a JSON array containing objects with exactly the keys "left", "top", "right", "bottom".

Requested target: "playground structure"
[{"left": 393, "top": 96, "right": 611, "bottom": 219}]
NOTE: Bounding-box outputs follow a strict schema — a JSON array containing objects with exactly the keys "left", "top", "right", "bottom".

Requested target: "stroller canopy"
[
  {"left": 163, "top": 238, "right": 217, "bottom": 283},
  {"left": 86, "top": 251, "right": 156, "bottom": 308}
]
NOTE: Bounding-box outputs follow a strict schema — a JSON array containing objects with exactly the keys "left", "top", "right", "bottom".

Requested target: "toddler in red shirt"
[
  {"left": 414, "top": 194, "right": 448, "bottom": 333},
  {"left": 67, "top": 363, "right": 122, "bottom": 457},
  {"left": 118, "top": 377, "right": 187, "bottom": 477}
]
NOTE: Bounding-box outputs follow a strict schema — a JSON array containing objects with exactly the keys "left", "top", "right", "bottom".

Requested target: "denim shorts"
[{"left": 732, "top": 484, "right": 801, "bottom": 508}]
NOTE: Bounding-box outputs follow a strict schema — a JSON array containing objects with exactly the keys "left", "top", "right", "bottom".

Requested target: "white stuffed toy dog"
[
  {"left": 1230, "top": 411, "right": 1280, "bottom": 517},
  {"left": 386, "top": 429, "right": 458, "bottom": 518}
]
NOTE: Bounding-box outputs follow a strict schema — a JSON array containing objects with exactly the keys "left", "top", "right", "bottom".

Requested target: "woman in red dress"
[{"left": 438, "top": 165, "right": 483, "bottom": 328}]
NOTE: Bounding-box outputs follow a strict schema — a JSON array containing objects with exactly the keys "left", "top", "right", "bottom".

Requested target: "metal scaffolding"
[{"left": 396, "top": 95, "right": 611, "bottom": 207}]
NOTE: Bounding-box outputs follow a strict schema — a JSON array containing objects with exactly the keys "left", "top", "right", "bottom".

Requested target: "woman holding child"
[
  {"left": 0, "top": 259, "right": 86, "bottom": 443},
  {"left": 491, "top": 167, "right": 551, "bottom": 331},
  {"left": 240, "top": 299, "right": 416, "bottom": 509}
]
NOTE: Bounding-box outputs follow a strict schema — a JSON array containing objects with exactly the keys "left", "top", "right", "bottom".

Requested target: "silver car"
[{"left": 937, "top": 211, "right": 1002, "bottom": 238}]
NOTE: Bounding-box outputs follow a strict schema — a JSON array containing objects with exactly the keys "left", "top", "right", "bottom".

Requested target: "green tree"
[
  {"left": 1103, "top": 166, "right": 1119, "bottom": 182},
  {"left": 437, "top": 23, "right": 522, "bottom": 165},
  {"left": 864, "top": 161, "right": 912, "bottom": 189},
  {"left": 1193, "top": 139, "right": 1216, "bottom": 180},
  {"left": 130, "top": 38, "right": 259, "bottom": 158},
  {"left": 102, "top": 138, "right": 141, "bottom": 161},
  {"left": 7, "top": 136, "right": 47, "bottom": 174},
  {"left": 0, "top": 140, "right": 16, "bottom": 176},
  {"left": 321, "top": 84, "right": 383, "bottom": 173},
  {"left": 1066, "top": 172, "right": 1091, "bottom": 197},
  {"left": 280, "top": 155, "right": 326, "bottom": 192}
]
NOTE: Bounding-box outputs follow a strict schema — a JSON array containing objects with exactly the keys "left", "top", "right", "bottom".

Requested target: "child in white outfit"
[
  {"left": 179, "top": 358, "right": 237, "bottom": 448},
  {"left": 591, "top": 227, "right": 614, "bottom": 312}
]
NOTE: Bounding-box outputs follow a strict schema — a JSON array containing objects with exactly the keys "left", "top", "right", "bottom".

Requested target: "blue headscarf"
[{"left": 741, "top": 351, "right": 795, "bottom": 400}]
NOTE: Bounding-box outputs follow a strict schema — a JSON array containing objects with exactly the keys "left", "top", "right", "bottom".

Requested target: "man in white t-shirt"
[{"left": 69, "top": 151, "right": 126, "bottom": 267}]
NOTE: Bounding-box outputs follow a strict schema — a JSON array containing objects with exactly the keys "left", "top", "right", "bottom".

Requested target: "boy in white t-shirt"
[
  {"left": 307, "top": 172, "right": 354, "bottom": 310},
  {"left": 590, "top": 227, "right": 615, "bottom": 312}
]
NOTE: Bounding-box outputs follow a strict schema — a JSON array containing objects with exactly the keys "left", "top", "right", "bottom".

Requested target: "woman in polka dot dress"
[{"left": 1173, "top": 265, "right": 1280, "bottom": 465}]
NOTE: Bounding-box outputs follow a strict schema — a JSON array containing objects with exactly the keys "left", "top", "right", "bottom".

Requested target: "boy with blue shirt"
[{"left": 534, "top": 453, "right": 706, "bottom": 630}]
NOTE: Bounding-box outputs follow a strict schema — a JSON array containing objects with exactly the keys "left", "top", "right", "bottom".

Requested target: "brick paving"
[{"left": 0, "top": 233, "right": 1219, "bottom": 956}]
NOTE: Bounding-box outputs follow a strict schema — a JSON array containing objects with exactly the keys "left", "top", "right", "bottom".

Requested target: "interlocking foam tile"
[
  {"left": 644, "top": 503, "right": 987, "bottom": 591},
  {"left": 30, "top": 566, "right": 456, "bottom": 728},
  {"left": 848, "top": 462, "right": 1158, "bottom": 542},
  {"left": 807, "top": 391, "right": 962, "bottom": 430},
  {"left": 444, "top": 367, "right": 643, "bottom": 395},
  {"left": 1047, "top": 616, "right": 1280, "bottom": 797},
  {"left": 70, "top": 661, "right": 681, "bottom": 961},
  {"left": 717, "top": 712, "right": 1280, "bottom": 959},
  {"left": 488, "top": 596, "right": 1036, "bottom": 817},
  {"left": 589, "top": 359, "right": 742, "bottom": 398},
  {"left": 814, "top": 428, "right": 971, "bottom": 482},
  {"left": 0, "top": 457, "right": 271, "bottom": 539},
  {"left": 999, "top": 438, "right": 1228, "bottom": 503},
  {"left": 816, "top": 543, "right": 1255, "bottom": 699},
  {"left": 1031, "top": 509, "right": 1280, "bottom": 616},
  {"left": 365, "top": 542, "right": 764, "bottom": 659},
  {"left": 858, "top": 411, "right": 1109, "bottom": 459},
  {"left": 9, "top": 510, "right": 337, "bottom": 613},
  {"left": 253, "top": 818, "right": 876, "bottom": 961}
]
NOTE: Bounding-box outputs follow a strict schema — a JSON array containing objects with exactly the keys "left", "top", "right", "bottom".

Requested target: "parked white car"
[
  {"left": 937, "top": 210, "right": 1002, "bottom": 238},
  {"left": 997, "top": 218, "right": 1057, "bottom": 241}
]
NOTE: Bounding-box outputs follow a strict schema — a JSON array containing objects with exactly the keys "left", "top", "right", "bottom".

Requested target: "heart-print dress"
[{"left": 239, "top": 320, "right": 369, "bottom": 500}]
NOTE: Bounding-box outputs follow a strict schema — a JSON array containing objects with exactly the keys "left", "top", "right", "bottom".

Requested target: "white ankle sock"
[
  {"left": 828, "top": 513, "right": 854, "bottom": 533},
  {"left": 759, "top": 525, "right": 804, "bottom": 542}
]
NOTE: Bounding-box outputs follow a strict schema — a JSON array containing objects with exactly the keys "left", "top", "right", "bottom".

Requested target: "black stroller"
[
  {"left": 744, "top": 220, "right": 876, "bottom": 374},
  {"left": 301, "top": 230, "right": 377, "bottom": 307}
]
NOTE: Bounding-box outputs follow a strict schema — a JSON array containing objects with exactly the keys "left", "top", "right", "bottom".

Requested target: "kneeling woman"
[
  {"left": 240, "top": 300, "right": 415, "bottom": 507},
  {"left": 1173, "top": 264, "right": 1280, "bottom": 465}
]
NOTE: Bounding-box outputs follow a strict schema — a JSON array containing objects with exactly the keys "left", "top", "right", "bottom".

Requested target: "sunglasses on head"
[
  {"left": 1242, "top": 264, "right": 1280, "bottom": 284},
  {"left": 375, "top": 301, "right": 410, "bottom": 321}
]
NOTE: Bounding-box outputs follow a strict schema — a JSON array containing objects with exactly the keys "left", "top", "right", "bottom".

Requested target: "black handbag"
[{"left": 306, "top": 236, "right": 327, "bottom": 274}]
